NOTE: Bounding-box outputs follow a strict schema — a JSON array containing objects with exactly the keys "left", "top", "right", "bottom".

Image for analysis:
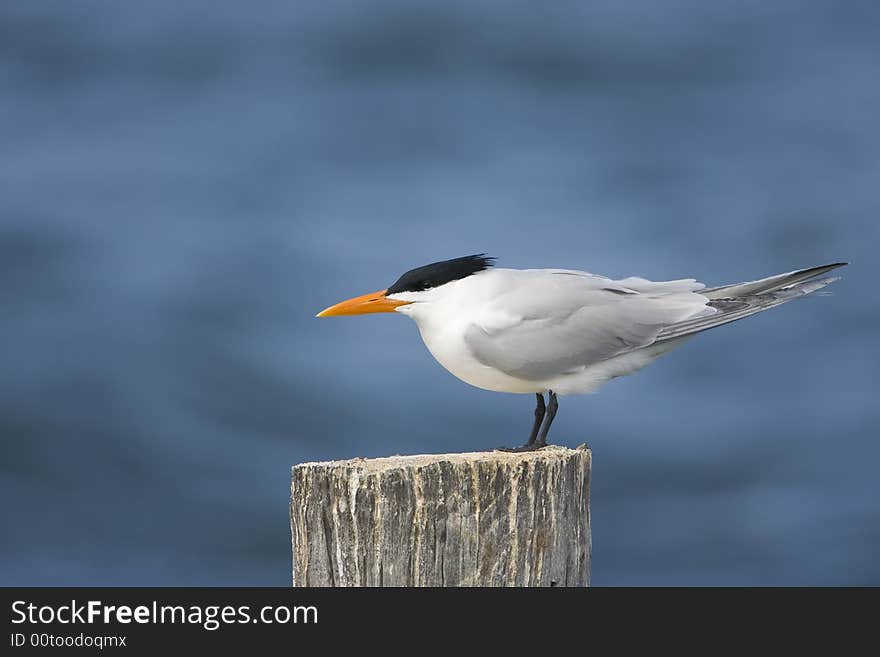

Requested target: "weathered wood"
[{"left": 290, "top": 444, "right": 591, "bottom": 587}]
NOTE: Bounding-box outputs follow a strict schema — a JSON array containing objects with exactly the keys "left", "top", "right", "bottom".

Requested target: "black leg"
[
  {"left": 534, "top": 390, "right": 558, "bottom": 448},
  {"left": 527, "top": 393, "right": 546, "bottom": 445},
  {"left": 497, "top": 392, "right": 550, "bottom": 452}
]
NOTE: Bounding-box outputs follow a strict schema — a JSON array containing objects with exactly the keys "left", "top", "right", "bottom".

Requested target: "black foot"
[{"left": 495, "top": 442, "right": 548, "bottom": 453}]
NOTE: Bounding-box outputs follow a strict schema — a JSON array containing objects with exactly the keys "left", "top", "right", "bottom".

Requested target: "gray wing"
[
  {"left": 698, "top": 262, "right": 846, "bottom": 299},
  {"left": 463, "top": 270, "right": 710, "bottom": 381},
  {"left": 656, "top": 264, "right": 846, "bottom": 342}
]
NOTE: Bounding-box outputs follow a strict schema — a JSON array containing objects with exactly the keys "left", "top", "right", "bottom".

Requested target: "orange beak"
[{"left": 315, "top": 289, "right": 411, "bottom": 318}]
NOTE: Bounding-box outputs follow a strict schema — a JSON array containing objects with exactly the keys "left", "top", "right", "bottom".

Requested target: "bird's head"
[{"left": 316, "top": 254, "right": 495, "bottom": 318}]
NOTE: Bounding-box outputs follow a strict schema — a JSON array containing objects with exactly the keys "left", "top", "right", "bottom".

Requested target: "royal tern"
[{"left": 317, "top": 255, "right": 846, "bottom": 451}]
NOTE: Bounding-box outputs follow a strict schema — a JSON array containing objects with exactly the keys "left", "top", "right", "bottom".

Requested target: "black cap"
[{"left": 387, "top": 254, "right": 496, "bottom": 294}]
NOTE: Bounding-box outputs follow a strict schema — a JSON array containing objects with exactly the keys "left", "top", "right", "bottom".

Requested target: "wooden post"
[{"left": 290, "top": 444, "right": 591, "bottom": 587}]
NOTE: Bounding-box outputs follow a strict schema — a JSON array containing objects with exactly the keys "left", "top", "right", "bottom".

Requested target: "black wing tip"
[{"left": 802, "top": 262, "right": 848, "bottom": 276}]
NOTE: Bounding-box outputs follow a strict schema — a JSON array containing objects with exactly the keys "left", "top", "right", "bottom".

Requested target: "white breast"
[{"left": 393, "top": 272, "right": 536, "bottom": 393}]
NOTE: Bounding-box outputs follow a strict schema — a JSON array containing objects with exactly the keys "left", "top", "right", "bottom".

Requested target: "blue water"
[{"left": 2, "top": 0, "right": 878, "bottom": 586}]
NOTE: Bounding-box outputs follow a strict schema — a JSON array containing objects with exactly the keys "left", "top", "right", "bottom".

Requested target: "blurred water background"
[{"left": 2, "top": 0, "right": 878, "bottom": 586}]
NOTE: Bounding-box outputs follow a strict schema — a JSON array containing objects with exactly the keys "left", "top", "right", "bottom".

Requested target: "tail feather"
[
  {"left": 700, "top": 262, "right": 848, "bottom": 299},
  {"left": 656, "top": 263, "right": 847, "bottom": 342}
]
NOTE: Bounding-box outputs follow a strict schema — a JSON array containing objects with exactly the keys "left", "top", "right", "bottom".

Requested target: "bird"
[{"left": 316, "top": 255, "right": 846, "bottom": 451}]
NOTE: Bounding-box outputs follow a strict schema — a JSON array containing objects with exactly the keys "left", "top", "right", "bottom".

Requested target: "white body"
[
  {"left": 388, "top": 264, "right": 841, "bottom": 396},
  {"left": 390, "top": 268, "right": 710, "bottom": 395}
]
